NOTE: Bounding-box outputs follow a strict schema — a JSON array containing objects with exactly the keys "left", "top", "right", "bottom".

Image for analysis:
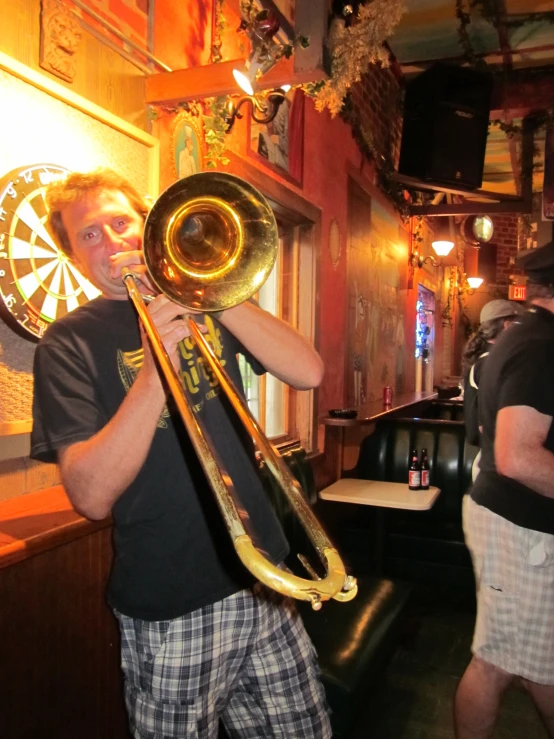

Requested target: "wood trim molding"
[
  {"left": 0, "top": 51, "right": 160, "bottom": 197},
  {"left": 0, "top": 485, "right": 110, "bottom": 570},
  {"left": 225, "top": 151, "right": 321, "bottom": 224}
]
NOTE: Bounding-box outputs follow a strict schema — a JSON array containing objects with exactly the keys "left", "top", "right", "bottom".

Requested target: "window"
[{"left": 239, "top": 222, "right": 317, "bottom": 451}]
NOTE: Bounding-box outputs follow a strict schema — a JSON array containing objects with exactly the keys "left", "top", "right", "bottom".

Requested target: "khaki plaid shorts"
[{"left": 463, "top": 495, "right": 554, "bottom": 684}]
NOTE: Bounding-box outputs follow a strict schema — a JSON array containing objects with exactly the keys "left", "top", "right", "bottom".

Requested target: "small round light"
[{"left": 473, "top": 215, "right": 494, "bottom": 243}]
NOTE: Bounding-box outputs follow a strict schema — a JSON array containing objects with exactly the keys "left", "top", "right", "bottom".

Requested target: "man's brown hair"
[{"left": 46, "top": 168, "right": 151, "bottom": 258}]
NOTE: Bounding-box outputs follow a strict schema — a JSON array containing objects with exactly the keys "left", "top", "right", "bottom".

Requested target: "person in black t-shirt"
[
  {"left": 30, "top": 169, "right": 332, "bottom": 739},
  {"left": 454, "top": 242, "right": 554, "bottom": 739},
  {"left": 462, "top": 299, "right": 523, "bottom": 479}
]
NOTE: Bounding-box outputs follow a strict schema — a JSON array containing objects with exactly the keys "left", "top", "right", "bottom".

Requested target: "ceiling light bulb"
[{"left": 431, "top": 240, "right": 454, "bottom": 257}]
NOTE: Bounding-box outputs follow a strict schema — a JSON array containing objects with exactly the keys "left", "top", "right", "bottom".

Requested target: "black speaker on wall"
[{"left": 398, "top": 63, "right": 493, "bottom": 190}]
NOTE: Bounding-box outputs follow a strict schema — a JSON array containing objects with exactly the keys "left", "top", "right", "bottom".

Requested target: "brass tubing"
[
  {"left": 125, "top": 172, "right": 357, "bottom": 609},
  {"left": 124, "top": 272, "right": 357, "bottom": 609},
  {"left": 187, "top": 320, "right": 357, "bottom": 606}
]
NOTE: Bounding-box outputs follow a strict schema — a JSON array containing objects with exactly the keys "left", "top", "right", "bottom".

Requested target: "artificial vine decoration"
[
  {"left": 211, "top": 0, "right": 226, "bottom": 64},
  {"left": 454, "top": 0, "right": 478, "bottom": 66},
  {"left": 340, "top": 94, "right": 416, "bottom": 218},
  {"left": 203, "top": 97, "right": 231, "bottom": 168},
  {"left": 309, "top": 0, "right": 405, "bottom": 117}
]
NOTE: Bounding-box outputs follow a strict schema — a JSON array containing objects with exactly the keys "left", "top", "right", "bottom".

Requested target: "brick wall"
[
  {"left": 492, "top": 214, "right": 519, "bottom": 285},
  {"left": 349, "top": 64, "right": 404, "bottom": 171}
]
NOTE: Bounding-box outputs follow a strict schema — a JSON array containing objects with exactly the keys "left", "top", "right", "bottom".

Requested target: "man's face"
[
  {"left": 186, "top": 138, "right": 193, "bottom": 152},
  {"left": 61, "top": 189, "right": 144, "bottom": 300}
]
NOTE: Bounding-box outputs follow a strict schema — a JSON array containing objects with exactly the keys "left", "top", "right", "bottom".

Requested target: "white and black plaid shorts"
[
  {"left": 115, "top": 584, "right": 332, "bottom": 738},
  {"left": 464, "top": 496, "right": 554, "bottom": 684}
]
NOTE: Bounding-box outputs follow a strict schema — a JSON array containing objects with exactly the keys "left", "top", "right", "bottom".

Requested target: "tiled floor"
[{"left": 351, "top": 584, "right": 549, "bottom": 739}]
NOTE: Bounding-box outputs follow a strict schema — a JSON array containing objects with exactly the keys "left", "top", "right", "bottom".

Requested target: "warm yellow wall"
[
  {"left": 1, "top": 0, "right": 148, "bottom": 130},
  {"left": 0, "top": 0, "right": 153, "bottom": 499}
]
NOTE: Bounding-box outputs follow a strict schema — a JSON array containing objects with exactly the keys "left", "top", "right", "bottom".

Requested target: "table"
[{"left": 319, "top": 479, "right": 441, "bottom": 573}]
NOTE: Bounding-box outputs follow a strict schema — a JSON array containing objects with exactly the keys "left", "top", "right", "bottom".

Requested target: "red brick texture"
[
  {"left": 349, "top": 65, "right": 403, "bottom": 171},
  {"left": 491, "top": 214, "right": 520, "bottom": 284}
]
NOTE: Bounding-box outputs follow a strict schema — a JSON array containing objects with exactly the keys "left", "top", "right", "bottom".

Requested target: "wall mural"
[{"left": 348, "top": 183, "right": 406, "bottom": 406}]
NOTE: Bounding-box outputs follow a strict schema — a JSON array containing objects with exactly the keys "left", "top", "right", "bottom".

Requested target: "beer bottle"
[
  {"left": 420, "top": 448, "right": 430, "bottom": 490},
  {"left": 408, "top": 448, "right": 421, "bottom": 490}
]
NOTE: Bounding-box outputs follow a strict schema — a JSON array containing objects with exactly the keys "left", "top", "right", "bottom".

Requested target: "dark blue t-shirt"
[{"left": 31, "top": 297, "right": 289, "bottom": 619}]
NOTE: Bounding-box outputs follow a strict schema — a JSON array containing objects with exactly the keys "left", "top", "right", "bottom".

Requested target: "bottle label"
[
  {"left": 409, "top": 470, "right": 421, "bottom": 488},
  {"left": 421, "top": 469, "right": 430, "bottom": 487}
]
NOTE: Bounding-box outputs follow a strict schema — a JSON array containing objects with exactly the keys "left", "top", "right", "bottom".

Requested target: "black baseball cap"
[{"left": 516, "top": 241, "right": 554, "bottom": 285}]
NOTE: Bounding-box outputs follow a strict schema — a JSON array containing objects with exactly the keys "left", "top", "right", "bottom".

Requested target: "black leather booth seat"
[
  {"left": 298, "top": 576, "right": 411, "bottom": 738},
  {"left": 344, "top": 418, "right": 478, "bottom": 586},
  {"left": 259, "top": 443, "right": 413, "bottom": 738}
]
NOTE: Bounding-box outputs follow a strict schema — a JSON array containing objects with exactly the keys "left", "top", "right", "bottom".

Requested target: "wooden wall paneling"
[
  {"left": 2, "top": 0, "right": 147, "bottom": 130},
  {"left": 0, "top": 528, "right": 130, "bottom": 738}
]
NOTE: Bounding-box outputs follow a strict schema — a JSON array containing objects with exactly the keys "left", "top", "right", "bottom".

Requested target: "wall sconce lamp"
[
  {"left": 431, "top": 239, "right": 455, "bottom": 257},
  {"left": 466, "top": 276, "right": 484, "bottom": 293},
  {"left": 410, "top": 238, "right": 454, "bottom": 270},
  {"left": 459, "top": 274, "right": 485, "bottom": 296},
  {"left": 410, "top": 252, "right": 442, "bottom": 269},
  {"left": 233, "top": 56, "right": 277, "bottom": 96},
  {"left": 224, "top": 86, "right": 290, "bottom": 133}
]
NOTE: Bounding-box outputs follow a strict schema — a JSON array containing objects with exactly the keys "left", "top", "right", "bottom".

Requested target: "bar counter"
[
  {"left": 322, "top": 391, "right": 438, "bottom": 426},
  {"left": 320, "top": 390, "right": 438, "bottom": 481}
]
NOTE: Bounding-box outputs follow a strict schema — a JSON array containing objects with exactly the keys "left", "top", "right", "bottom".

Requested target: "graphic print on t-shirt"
[{"left": 117, "top": 315, "right": 228, "bottom": 426}]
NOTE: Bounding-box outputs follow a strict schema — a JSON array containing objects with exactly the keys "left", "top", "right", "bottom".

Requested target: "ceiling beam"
[
  {"left": 490, "top": 69, "right": 554, "bottom": 116},
  {"left": 144, "top": 56, "right": 326, "bottom": 106},
  {"left": 145, "top": 0, "right": 328, "bottom": 107},
  {"left": 390, "top": 173, "right": 522, "bottom": 202}
]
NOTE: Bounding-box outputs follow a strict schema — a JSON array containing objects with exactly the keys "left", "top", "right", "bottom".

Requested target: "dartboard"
[{"left": 0, "top": 163, "right": 100, "bottom": 342}]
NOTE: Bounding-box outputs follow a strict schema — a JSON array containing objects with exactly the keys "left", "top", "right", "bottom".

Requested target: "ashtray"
[{"left": 328, "top": 408, "right": 358, "bottom": 419}]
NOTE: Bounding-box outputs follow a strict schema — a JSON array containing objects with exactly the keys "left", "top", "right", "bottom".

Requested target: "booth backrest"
[
  {"left": 417, "top": 401, "right": 465, "bottom": 422},
  {"left": 352, "top": 419, "right": 477, "bottom": 523}
]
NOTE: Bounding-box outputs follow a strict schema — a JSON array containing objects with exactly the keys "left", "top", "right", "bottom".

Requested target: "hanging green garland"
[{"left": 306, "top": 0, "right": 405, "bottom": 117}]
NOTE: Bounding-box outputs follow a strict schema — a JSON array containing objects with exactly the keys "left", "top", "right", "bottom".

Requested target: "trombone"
[{"left": 122, "top": 172, "right": 357, "bottom": 611}]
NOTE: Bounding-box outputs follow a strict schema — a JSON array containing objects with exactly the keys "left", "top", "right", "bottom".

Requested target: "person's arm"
[
  {"left": 218, "top": 300, "right": 324, "bottom": 390},
  {"left": 495, "top": 405, "right": 554, "bottom": 498},
  {"left": 58, "top": 295, "right": 204, "bottom": 520}
]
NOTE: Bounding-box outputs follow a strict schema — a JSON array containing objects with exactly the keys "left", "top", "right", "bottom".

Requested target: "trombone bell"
[{"left": 143, "top": 172, "right": 278, "bottom": 312}]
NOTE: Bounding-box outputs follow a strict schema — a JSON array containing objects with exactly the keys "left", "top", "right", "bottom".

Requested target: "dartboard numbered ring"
[{"left": 0, "top": 163, "right": 100, "bottom": 341}]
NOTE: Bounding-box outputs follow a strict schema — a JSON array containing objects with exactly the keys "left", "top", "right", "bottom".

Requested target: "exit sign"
[{"left": 509, "top": 285, "right": 527, "bottom": 301}]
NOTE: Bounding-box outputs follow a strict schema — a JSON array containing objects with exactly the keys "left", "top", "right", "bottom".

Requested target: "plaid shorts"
[
  {"left": 115, "top": 584, "right": 332, "bottom": 738},
  {"left": 463, "top": 496, "right": 554, "bottom": 684}
]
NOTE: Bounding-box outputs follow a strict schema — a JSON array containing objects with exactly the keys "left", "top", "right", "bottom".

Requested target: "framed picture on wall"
[
  {"left": 172, "top": 109, "right": 204, "bottom": 180},
  {"left": 248, "top": 87, "right": 304, "bottom": 186}
]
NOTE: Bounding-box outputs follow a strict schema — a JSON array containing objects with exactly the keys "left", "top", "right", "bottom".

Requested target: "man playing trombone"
[{"left": 31, "top": 168, "right": 331, "bottom": 738}]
